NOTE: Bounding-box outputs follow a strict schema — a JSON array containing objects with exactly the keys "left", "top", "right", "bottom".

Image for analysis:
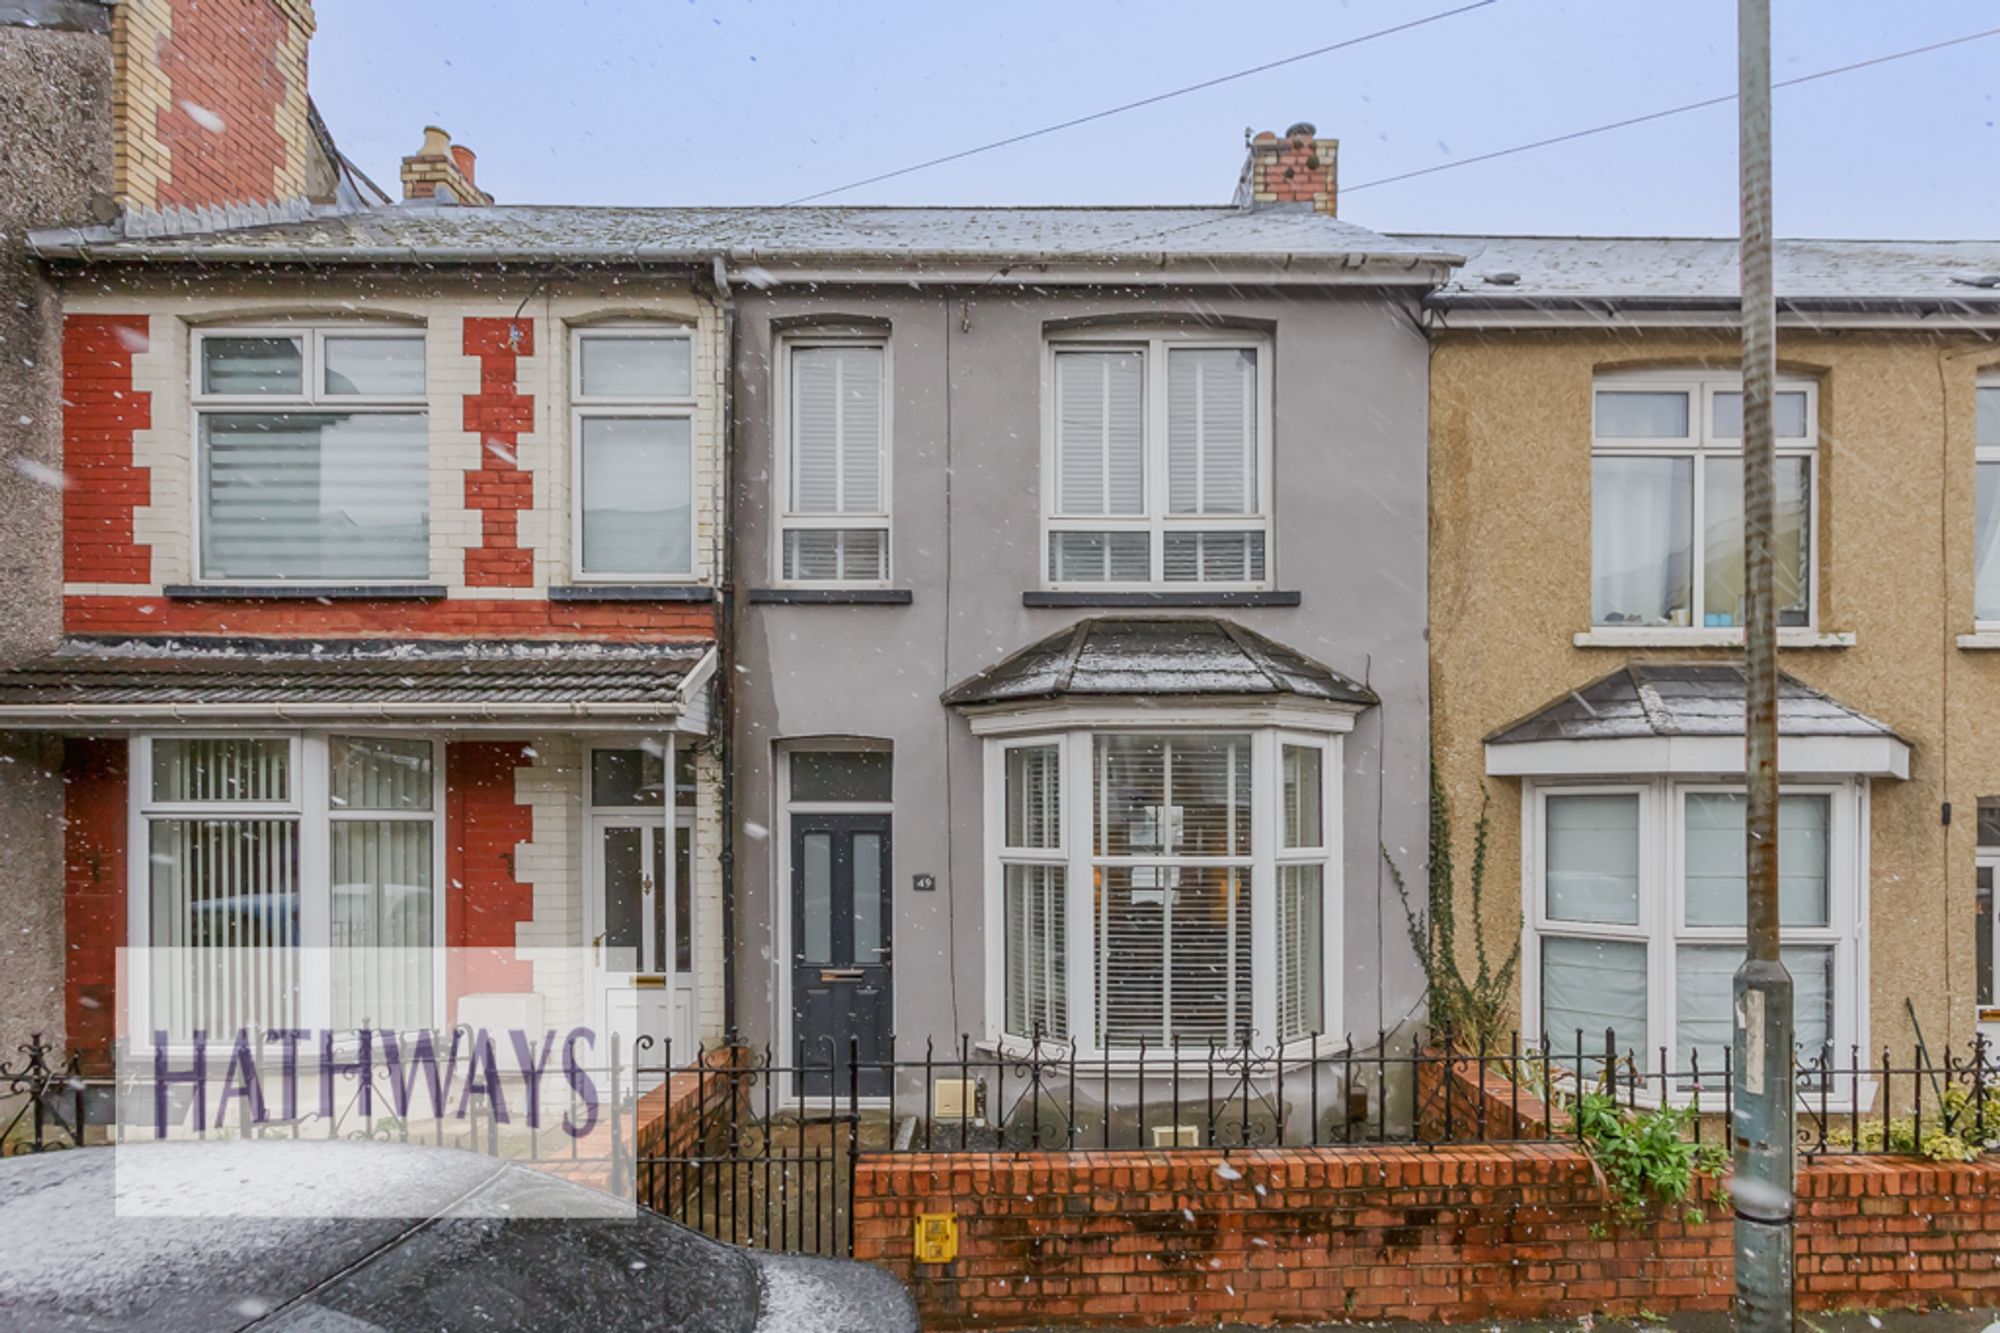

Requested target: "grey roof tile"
[
  {"left": 943, "top": 617, "right": 1376, "bottom": 708},
  {"left": 1486, "top": 663, "right": 1899, "bottom": 745},
  {"left": 30, "top": 203, "right": 1459, "bottom": 269},
  {"left": 0, "top": 637, "right": 709, "bottom": 717},
  {"left": 1403, "top": 234, "right": 2000, "bottom": 308}
]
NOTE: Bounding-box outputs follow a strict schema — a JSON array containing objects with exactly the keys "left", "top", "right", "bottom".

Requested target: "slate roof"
[
  {"left": 1403, "top": 234, "right": 2000, "bottom": 310},
  {"left": 942, "top": 618, "right": 1376, "bottom": 709},
  {"left": 29, "top": 202, "right": 1460, "bottom": 272},
  {"left": 1486, "top": 663, "right": 1900, "bottom": 746},
  {"left": 0, "top": 637, "right": 711, "bottom": 722}
]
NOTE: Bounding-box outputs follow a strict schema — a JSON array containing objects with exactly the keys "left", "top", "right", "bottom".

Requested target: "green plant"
[
  {"left": 1568, "top": 1089, "right": 1728, "bottom": 1225},
  {"left": 1385, "top": 764, "right": 1520, "bottom": 1051},
  {"left": 1823, "top": 1081, "right": 2000, "bottom": 1162}
]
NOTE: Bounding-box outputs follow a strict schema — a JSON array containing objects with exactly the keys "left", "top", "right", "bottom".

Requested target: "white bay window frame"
[
  {"left": 126, "top": 732, "right": 447, "bottom": 1048},
  {"left": 977, "top": 704, "right": 1346, "bottom": 1060},
  {"left": 1589, "top": 370, "right": 1820, "bottom": 638},
  {"left": 774, "top": 333, "right": 892, "bottom": 588},
  {"left": 191, "top": 326, "right": 430, "bottom": 587},
  {"left": 570, "top": 325, "right": 700, "bottom": 583},
  {"left": 1520, "top": 775, "right": 1867, "bottom": 1104},
  {"left": 1041, "top": 330, "right": 1275, "bottom": 592}
]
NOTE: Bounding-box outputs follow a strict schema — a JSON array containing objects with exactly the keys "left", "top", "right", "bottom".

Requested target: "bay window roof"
[
  {"left": 942, "top": 617, "right": 1375, "bottom": 709},
  {"left": 0, "top": 637, "right": 714, "bottom": 729},
  {"left": 1486, "top": 664, "right": 1909, "bottom": 779}
]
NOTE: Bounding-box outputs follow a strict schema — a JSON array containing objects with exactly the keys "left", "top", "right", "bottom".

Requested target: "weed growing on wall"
[{"left": 1386, "top": 763, "right": 1519, "bottom": 1051}]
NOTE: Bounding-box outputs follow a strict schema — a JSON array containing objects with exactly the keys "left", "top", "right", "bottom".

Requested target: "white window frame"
[
  {"left": 190, "top": 326, "right": 430, "bottom": 587},
  {"left": 570, "top": 325, "right": 700, "bottom": 584},
  {"left": 976, "top": 708, "right": 1346, "bottom": 1062},
  {"left": 126, "top": 731, "right": 447, "bottom": 1050},
  {"left": 1976, "top": 802, "right": 2000, "bottom": 1025},
  {"left": 1040, "top": 329, "right": 1276, "bottom": 592},
  {"left": 773, "top": 333, "right": 893, "bottom": 589},
  {"left": 1974, "top": 374, "right": 2000, "bottom": 631},
  {"left": 1590, "top": 370, "right": 1820, "bottom": 635},
  {"left": 1520, "top": 776, "right": 1867, "bottom": 1106}
]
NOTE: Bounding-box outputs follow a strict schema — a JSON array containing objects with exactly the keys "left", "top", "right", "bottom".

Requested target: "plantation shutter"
[
  {"left": 1054, "top": 350, "right": 1144, "bottom": 516},
  {"left": 1167, "top": 348, "right": 1255, "bottom": 515},
  {"left": 789, "top": 345, "right": 883, "bottom": 515},
  {"left": 1002, "top": 745, "right": 1066, "bottom": 1040}
]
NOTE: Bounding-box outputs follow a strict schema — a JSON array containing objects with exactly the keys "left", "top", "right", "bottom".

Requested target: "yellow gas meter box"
[{"left": 914, "top": 1212, "right": 958, "bottom": 1264}]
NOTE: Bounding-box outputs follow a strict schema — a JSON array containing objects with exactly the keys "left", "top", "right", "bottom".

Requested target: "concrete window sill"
[
  {"left": 162, "top": 584, "right": 446, "bottom": 601},
  {"left": 1957, "top": 631, "right": 2000, "bottom": 649},
  {"left": 1573, "top": 627, "right": 1854, "bottom": 650}
]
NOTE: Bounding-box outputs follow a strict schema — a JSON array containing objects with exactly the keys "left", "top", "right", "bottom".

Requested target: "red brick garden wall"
[{"left": 854, "top": 1146, "right": 2000, "bottom": 1328}]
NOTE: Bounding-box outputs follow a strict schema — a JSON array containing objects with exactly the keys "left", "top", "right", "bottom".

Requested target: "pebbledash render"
[{"left": 1415, "top": 233, "right": 2000, "bottom": 1079}]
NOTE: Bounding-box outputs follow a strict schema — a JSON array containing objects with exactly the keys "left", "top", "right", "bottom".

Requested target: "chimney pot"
[
  {"left": 450, "top": 144, "right": 477, "bottom": 185},
  {"left": 401, "top": 126, "right": 493, "bottom": 206},
  {"left": 1285, "top": 121, "right": 1317, "bottom": 138}
]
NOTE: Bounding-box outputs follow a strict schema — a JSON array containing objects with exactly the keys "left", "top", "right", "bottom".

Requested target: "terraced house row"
[{"left": 3, "top": 0, "right": 1999, "bottom": 1126}]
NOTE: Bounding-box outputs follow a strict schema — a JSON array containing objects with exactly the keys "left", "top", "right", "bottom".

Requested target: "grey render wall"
[
  {"left": 728, "top": 282, "right": 1432, "bottom": 1058},
  {"left": 0, "top": 13, "right": 114, "bottom": 1054}
]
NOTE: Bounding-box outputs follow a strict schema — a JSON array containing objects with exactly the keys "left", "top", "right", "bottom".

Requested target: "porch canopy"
[
  {"left": 942, "top": 616, "right": 1376, "bottom": 712},
  {"left": 0, "top": 636, "right": 716, "bottom": 732},
  {"left": 1485, "top": 663, "right": 1909, "bottom": 779}
]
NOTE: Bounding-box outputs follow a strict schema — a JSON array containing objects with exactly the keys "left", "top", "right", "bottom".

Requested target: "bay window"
[
  {"left": 779, "top": 339, "right": 890, "bottom": 585},
  {"left": 1045, "top": 333, "right": 1273, "bottom": 589},
  {"left": 572, "top": 327, "right": 697, "bottom": 580},
  {"left": 137, "top": 733, "right": 442, "bottom": 1043},
  {"left": 987, "top": 723, "right": 1340, "bottom": 1055},
  {"left": 1591, "top": 373, "right": 1817, "bottom": 631},
  {"left": 1526, "top": 778, "right": 1860, "bottom": 1086},
  {"left": 195, "top": 329, "right": 429, "bottom": 582},
  {"left": 1975, "top": 379, "right": 2000, "bottom": 626}
]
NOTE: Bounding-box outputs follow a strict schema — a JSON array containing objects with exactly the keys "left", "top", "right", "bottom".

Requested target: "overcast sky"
[{"left": 311, "top": 0, "right": 1999, "bottom": 238}]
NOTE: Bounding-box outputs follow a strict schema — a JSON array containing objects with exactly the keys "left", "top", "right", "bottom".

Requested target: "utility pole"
[{"left": 1733, "top": 0, "right": 1795, "bottom": 1326}]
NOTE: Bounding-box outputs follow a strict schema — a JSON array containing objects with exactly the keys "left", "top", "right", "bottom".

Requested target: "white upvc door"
[{"left": 588, "top": 813, "right": 676, "bottom": 1093}]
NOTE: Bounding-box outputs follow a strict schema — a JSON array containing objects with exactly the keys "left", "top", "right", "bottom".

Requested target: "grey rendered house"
[{"left": 726, "top": 128, "right": 1459, "bottom": 1091}]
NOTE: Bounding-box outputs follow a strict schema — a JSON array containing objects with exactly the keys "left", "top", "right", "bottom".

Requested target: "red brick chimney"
[
  {"left": 401, "top": 125, "right": 493, "bottom": 205},
  {"left": 1234, "top": 121, "right": 1338, "bottom": 216},
  {"left": 110, "top": 0, "right": 319, "bottom": 214}
]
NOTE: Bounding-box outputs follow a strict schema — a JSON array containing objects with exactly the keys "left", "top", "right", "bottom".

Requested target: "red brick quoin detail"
[
  {"left": 156, "top": 0, "right": 293, "bottom": 210},
  {"left": 63, "top": 739, "right": 129, "bottom": 1074},
  {"left": 446, "top": 742, "right": 537, "bottom": 996},
  {"left": 855, "top": 1148, "right": 2000, "bottom": 1328},
  {"left": 463, "top": 318, "right": 537, "bottom": 588},
  {"left": 63, "top": 316, "right": 152, "bottom": 586},
  {"left": 64, "top": 595, "right": 715, "bottom": 643}
]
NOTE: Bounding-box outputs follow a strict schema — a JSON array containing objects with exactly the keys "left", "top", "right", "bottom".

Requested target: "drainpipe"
[{"left": 710, "top": 255, "right": 740, "bottom": 1038}]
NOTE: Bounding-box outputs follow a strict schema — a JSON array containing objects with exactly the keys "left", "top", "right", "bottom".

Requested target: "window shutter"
[
  {"left": 1167, "top": 348, "right": 1255, "bottom": 515},
  {"left": 790, "top": 345, "right": 883, "bottom": 516},
  {"left": 1005, "top": 866, "right": 1067, "bottom": 1040},
  {"left": 1055, "top": 350, "right": 1143, "bottom": 516}
]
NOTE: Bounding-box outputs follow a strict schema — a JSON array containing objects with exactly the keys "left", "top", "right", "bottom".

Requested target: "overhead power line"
[
  {"left": 1343, "top": 24, "right": 2000, "bottom": 195},
  {"left": 781, "top": 0, "right": 1499, "bottom": 205}
]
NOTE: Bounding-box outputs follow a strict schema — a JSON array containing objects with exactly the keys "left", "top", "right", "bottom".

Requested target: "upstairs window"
[
  {"left": 1045, "top": 334, "right": 1272, "bottom": 589},
  {"left": 1591, "top": 374, "right": 1817, "bottom": 631},
  {"left": 1975, "top": 378, "right": 2000, "bottom": 626},
  {"left": 572, "top": 328, "right": 697, "bottom": 580},
  {"left": 195, "top": 330, "right": 429, "bottom": 582},
  {"left": 780, "top": 339, "right": 889, "bottom": 585}
]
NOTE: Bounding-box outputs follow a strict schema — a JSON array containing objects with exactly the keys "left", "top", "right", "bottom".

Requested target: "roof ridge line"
[
  {"left": 1213, "top": 619, "right": 1287, "bottom": 693},
  {"left": 1052, "top": 620, "right": 1095, "bottom": 695}
]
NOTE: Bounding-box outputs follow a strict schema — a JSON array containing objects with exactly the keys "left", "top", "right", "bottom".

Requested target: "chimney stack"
[
  {"left": 110, "top": 0, "right": 320, "bottom": 216},
  {"left": 401, "top": 125, "right": 492, "bottom": 205},
  {"left": 1234, "top": 121, "right": 1338, "bottom": 217}
]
